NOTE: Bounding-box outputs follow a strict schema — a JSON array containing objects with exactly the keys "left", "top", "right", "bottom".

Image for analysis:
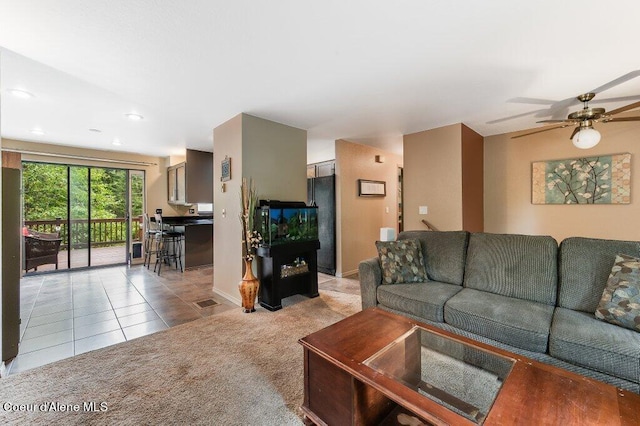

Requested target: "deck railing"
[{"left": 24, "top": 216, "right": 143, "bottom": 250}]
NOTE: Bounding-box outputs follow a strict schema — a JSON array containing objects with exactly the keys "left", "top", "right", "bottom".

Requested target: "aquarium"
[{"left": 256, "top": 202, "right": 318, "bottom": 246}]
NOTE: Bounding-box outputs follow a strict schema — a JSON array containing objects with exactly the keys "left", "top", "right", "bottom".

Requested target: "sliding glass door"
[
  {"left": 69, "top": 166, "right": 90, "bottom": 268},
  {"left": 129, "top": 171, "right": 145, "bottom": 264},
  {"left": 22, "top": 163, "right": 69, "bottom": 270},
  {"left": 23, "top": 162, "right": 145, "bottom": 272},
  {"left": 89, "top": 167, "right": 128, "bottom": 266}
]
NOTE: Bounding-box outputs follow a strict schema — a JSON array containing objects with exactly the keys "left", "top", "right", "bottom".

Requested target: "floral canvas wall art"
[{"left": 532, "top": 153, "right": 631, "bottom": 204}]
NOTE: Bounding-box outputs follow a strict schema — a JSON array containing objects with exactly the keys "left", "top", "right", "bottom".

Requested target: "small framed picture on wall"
[
  {"left": 221, "top": 156, "right": 231, "bottom": 182},
  {"left": 358, "top": 179, "right": 386, "bottom": 197}
]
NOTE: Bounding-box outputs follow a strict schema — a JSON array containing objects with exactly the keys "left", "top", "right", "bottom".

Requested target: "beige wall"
[
  {"left": 403, "top": 124, "right": 463, "bottom": 231},
  {"left": 1, "top": 138, "right": 174, "bottom": 216},
  {"left": 307, "top": 140, "right": 336, "bottom": 165},
  {"left": 242, "top": 114, "right": 307, "bottom": 201},
  {"left": 213, "top": 115, "right": 244, "bottom": 304},
  {"left": 213, "top": 114, "right": 307, "bottom": 304},
  {"left": 485, "top": 120, "right": 640, "bottom": 242},
  {"left": 335, "top": 139, "right": 402, "bottom": 276}
]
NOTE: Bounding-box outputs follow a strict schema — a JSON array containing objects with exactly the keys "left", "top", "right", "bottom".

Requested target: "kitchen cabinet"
[
  {"left": 168, "top": 162, "right": 187, "bottom": 204},
  {"left": 167, "top": 150, "right": 213, "bottom": 205},
  {"left": 185, "top": 149, "right": 213, "bottom": 203}
]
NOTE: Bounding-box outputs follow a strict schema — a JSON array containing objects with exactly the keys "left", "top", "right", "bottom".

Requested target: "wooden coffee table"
[{"left": 299, "top": 308, "right": 640, "bottom": 425}]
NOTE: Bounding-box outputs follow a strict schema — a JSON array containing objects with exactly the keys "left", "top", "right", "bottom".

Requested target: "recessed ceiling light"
[
  {"left": 9, "top": 89, "right": 35, "bottom": 99},
  {"left": 89, "top": 128, "right": 102, "bottom": 133},
  {"left": 125, "top": 113, "right": 143, "bottom": 121},
  {"left": 30, "top": 128, "right": 45, "bottom": 135},
  {"left": 112, "top": 139, "right": 122, "bottom": 146}
]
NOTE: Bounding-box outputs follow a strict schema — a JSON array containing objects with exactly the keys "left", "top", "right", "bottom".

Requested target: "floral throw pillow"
[
  {"left": 376, "top": 239, "right": 428, "bottom": 284},
  {"left": 595, "top": 254, "right": 640, "bottom": 332}
]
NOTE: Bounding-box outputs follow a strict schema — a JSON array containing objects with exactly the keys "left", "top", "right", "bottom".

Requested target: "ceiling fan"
[{"left": 512, "top": 92, "right": 640, "bottom": 148}]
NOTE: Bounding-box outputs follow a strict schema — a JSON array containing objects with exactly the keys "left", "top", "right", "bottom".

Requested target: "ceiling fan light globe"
[{"left": 572, "top": 128, "right": 601, "bottom": 149}]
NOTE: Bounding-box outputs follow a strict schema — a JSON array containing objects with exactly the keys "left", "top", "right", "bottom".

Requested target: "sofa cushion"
[
  {"left": 444, "top": 288, "right": 554, "bottom": 353},
  {"left": 558, "top": 237, "right": 640, "bottom": 312},
  {"left": 398, "top": 230, "right": 469, "bottom": 285},
  {"left": 550, "top": 307, "right": 640, "bottom": 384},
  {"left": 376, "top": 239, "right": 428, "bottom": 284},
  {"left": 595, "top": 254, "right": 640, "bottom": 332},
  {"left": 463, "top": 233, "right": 557, "bottom": 305},
  {"left": 377, "top": 282, "right": 462, "bottom": 322}
]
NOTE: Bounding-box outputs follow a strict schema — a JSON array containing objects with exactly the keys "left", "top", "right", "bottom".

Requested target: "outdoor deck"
[
  {"left": 24, "top": 217, "right": 144, "bottom": 274},
  {"left": 25, "top": 245, "right": 131, "bottom": 273}
]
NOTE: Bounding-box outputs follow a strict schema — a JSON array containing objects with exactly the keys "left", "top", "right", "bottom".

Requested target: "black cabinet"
[
  {"left": 257, "top": 240, "right": 320, "bottom": 311},
  {"left": 307, "top": 175, "right": 336, "bottom": 275}
]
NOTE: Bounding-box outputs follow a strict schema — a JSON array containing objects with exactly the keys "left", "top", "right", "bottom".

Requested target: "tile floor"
[
  {"left": 7, "top": 266, "right": 360, "bottom": 376},
  {"left": 8, "top": 265, "right": 234, "bottom": 376}
]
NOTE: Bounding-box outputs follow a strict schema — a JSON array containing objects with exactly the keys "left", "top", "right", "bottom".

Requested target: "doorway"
[{"left": 22, "top": 162, "right": 145, "bottom": 272}]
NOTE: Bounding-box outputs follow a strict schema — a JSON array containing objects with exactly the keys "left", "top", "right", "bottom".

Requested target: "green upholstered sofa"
[{"left": 359, "top": 230, "right": 640, "bottom": 393}]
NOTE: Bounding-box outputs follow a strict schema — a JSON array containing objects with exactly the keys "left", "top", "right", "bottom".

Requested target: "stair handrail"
[{"left": 421, "top": 219, "right": 439, "bottom": 231}]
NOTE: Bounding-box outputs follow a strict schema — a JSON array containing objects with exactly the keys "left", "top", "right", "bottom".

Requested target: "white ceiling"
[{"left": 1, "top": 0, "right": 640, "bottom": 158}]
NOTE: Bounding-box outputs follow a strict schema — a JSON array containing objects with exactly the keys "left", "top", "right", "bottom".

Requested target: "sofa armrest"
[{"left": 359, "top": 257, "right": 382, "bottom": 310}]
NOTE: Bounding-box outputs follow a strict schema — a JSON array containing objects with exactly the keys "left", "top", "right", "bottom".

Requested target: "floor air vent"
[{"left": 194, "top": 298, "right": 219, "bottom": 309}]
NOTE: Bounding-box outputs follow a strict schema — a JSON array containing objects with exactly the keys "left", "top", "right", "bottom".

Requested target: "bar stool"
[
  {"left": 153, "top": 214, "right": 184, "bottom": 275},
  {"left": 143, "top": 213, "right": 161, "bottom": 269}
]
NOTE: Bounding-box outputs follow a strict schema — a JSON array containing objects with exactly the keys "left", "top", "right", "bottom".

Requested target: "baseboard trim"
[
  {"left": 336, "top": 269, "right": 358, "bottom": 278},
  {"left": 212, "top": 287, "right": 241, "bottom": 307}
]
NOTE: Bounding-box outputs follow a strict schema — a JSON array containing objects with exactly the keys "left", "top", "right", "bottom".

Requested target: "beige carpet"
[{"left": 0, "top": 290, "right": 361, "bottom": 425}]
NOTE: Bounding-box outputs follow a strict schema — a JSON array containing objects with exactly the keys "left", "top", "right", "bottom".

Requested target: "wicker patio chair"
[{"left": 24, "top": 229, "right": 63, "bottom": 272}]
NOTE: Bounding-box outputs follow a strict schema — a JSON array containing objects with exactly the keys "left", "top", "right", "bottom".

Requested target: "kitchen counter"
[
  {"left": 157, "top": 215, "right": 213, "bottom": 226},
  {"left": 152, "top": 215, "right": 213, "bottom": 268}
]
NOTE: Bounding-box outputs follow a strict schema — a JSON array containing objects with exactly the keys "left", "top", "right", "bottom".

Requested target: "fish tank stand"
[
  {"left": 254, "top": 200, "right": 320, "bottom": 311},
  {"left": 256, "top": 240, "right": 320, "bottom": 311}
]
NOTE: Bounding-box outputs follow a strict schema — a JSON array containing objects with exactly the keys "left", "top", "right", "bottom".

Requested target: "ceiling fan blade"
[
  {"left": 511, "top": 124, "right": 570, "bottom": 139},
  {"left": 495, "top": 97, "right": 577, "bottom": 124},
  {"left": 590, "top": 70, "right": 640, "bottom": 94},
  {"left": 569, "top": 127, "right": 580, "bottom": 140},
  {"left": 590, "top": 95, "right": 640, "bottom": 104},
  {"left": 508, "top": 97, "right": 558, "bottom": 105},
  {"left": 486, "top": 108, "right": 548, "bottom": 124},
  {"left": 607, "top": 101, "right": 640, "bottom": 116},
  {"left": 494, "top": 71, "right": 640, "bottom": 126},
  {"left": 603, "top": 116, "right": 640, "bottom": 122},
  {"left": 537, "top": 119, "right": 572, "bottom": 124}
]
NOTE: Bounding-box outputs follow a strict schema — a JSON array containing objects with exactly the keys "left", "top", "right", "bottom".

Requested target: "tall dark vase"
[{"left": 239, "top": 259, "right": 259, "bottom": 313}]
